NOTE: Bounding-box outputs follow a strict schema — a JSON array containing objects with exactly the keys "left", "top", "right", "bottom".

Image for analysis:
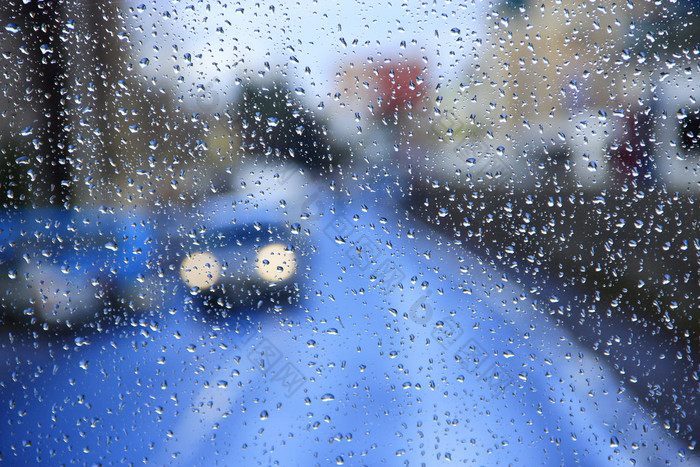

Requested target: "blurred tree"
[
  {"left": 236, "top": 81, "right": 347, "bottom": 174},
  {"left": 1, "top": 1, "right": 187, "bottom": 208},
  {"left": 0, "top": 141, "right": 33, "bottom": 208},
  {"left": 66, "top": 1, "right": 178, "bottom": 207},
  {"left": 16, "top": 0, "right": 71, "bottom": 206},
  {"left": 70, "top": 0, "right": 125, "bottom": 203}
]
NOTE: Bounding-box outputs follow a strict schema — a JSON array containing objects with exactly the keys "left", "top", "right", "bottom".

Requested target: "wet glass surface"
[{"left": 0, "top": 0, "right": 698, "bottom": 464}]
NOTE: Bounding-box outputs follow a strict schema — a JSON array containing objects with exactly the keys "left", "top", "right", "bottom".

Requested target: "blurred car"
[
  {"left": 656, "top": 74, "right": 700, "bottom": 192},
  {"left": 165, "top": 161, "right": 318, "bottom": 316},
  {"left": 0, "top": 207, "right": 157, "bottom": 330},
  {"left": 173, "top": 201, "right": 302, "bottom": 313}
]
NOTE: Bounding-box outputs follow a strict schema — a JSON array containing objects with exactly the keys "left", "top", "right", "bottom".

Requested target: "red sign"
[{"left": 375, "top": 60, "right": 427, "bottom": 118}]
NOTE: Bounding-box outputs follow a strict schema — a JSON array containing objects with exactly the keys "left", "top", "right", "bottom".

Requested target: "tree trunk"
[{"left": 20, "top": 0, "right": 71, "bottom": 206}]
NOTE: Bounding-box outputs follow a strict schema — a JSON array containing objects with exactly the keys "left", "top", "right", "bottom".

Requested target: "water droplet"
[
  {"left": 75, "top": 337, "right": 90, "bottom": 347},
  {"left": 320, "top": 393, "right": 335, "bottom": 401}
]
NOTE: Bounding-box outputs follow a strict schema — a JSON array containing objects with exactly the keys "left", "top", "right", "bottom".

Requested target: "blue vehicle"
[
  {"left": 0, "top": 187, "right": 692, "bottom": 465},
  {"left": 168, "top": 196, "right": 304, "bottom": 314},
  {"left": 0, "top": 207, "right": 158, "bottom": 331},
  {"left": 163, "top": 163, "right": 317, "bottom": 316}
]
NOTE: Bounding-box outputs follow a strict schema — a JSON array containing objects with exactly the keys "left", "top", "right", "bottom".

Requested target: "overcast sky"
[{"left": 125, "top": 0, "right": 490, "bottom": 111}]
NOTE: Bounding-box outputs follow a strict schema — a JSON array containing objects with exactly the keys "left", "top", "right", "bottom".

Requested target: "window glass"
[{"left": 0, "top": 0, "right": 697, "bottom": 464}]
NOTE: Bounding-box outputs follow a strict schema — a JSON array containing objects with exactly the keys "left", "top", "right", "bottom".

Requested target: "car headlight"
[
  {"left": 180, "top": 252, "right": 221, "bottom": 290},
  {"left": 255, "top": 243, "right": 297, "bottom": 283}
]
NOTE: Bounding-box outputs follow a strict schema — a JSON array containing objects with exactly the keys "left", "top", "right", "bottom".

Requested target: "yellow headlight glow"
[
  {"left": 180, "top": 251, "right": 222, "bottom": 290},
  {"left": 255, "top": 243, "right": 297, "bottom": 283}
]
